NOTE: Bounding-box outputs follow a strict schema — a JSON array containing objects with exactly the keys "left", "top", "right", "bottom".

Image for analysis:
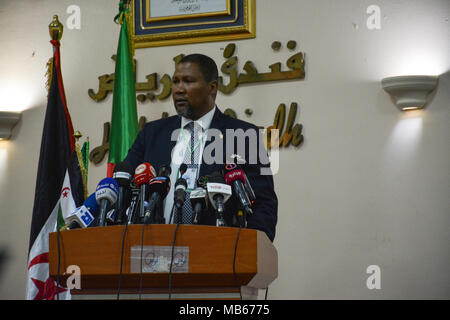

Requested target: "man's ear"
[{"left": 209, "top": 80, "right": 218, "bottom": 96}]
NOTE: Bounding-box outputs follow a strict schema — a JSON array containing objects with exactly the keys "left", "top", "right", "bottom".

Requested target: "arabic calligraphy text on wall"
[{"left": 88, "top": 42, "right": 305, "bottom": 103}]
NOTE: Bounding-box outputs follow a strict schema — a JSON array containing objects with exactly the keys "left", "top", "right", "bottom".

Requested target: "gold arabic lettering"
[{"left": 88, "top": 42, "right": 305, "bottom": 103}]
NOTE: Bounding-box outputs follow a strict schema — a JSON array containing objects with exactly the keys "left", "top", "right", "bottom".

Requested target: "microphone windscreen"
[
  {"left": 134, "top": 162, "right": 156, "bottom": 187},
  {"left": 95, "top": 177, "right": 119, "bottom": 204},
  {"left": 113, "top": 161, "right": 134, "bottom": 186},
  {"left": 224, "top": 169, "right": 246, "bottom": 185},
  {"left": 175, "top": 178, "right": 188, "bottom": 190}
]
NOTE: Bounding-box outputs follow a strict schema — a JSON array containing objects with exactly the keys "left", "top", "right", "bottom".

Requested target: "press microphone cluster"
[
  {"left": 60, "top": 161, "right": 171, "bottom": 229},
  {"left": 60, "top": 177, "right": 119, "bottom": 230},
  {"left": 101, "top": 162, "right": 172, "bottom": 226},
  {"left": 185, "top": 160, "right": 256, "bottom": 228},
  {"left": 61, "top": 157, "right": 256, "bottom": 229}
]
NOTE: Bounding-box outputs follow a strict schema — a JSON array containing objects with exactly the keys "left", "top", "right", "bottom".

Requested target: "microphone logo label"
[
  {"left": 135, "top": 164, "right": 147, "bottom": 174},
  {"left": 207, "top": 183, "right": 232, "bottom": 195},
  {"left": 79, "top": 206, "right": 94, "bottom": 226}
]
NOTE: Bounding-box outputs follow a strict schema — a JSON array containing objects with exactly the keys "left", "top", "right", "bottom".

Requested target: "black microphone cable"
[
  {"left": 56, "top": 222, "right": 61, "bottom": 300},
  {"left": 138, "top": 216, "right": 146, "bottom": 300},
  {"left": 116, "top": 198, "right": 129, "bottom": 300},
  {"left": 138, "top": 186, "right": 151, "bottom": 299},
  {"left": 232, "top": 224, "right": 243, "bottom": 300},
  {"left": 168, "top": 202, "right": 176, "bottom": 224},
  {"left": 111, "top": 178, "right": 130, "bottom": 299},
  {"left": 117, "top": 184, "right": 136, "bottom": 300},
  {"left": 168, "top": 164, "right": 188, "bottom": 299},
  {"left": 138, "top": 196, "right": 155, "bottom": 299},
  {"left": 168, "top": 191, "right": 184, "bottom": 300},
  {"left": 138, "top": 165, "right": 172, "bottom": 299},
  {"left": 116, "top": 216, "right": 129, "bottom": 300},
  {"left": 168, "top": 220, "right": 180, "bottom": 300}
]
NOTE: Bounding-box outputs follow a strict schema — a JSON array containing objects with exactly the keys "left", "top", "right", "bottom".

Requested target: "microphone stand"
[{"left": 215, "top": 197, "right": 226, "bottom": 227}]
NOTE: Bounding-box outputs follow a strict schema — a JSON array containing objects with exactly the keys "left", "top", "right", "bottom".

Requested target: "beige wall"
[{"left": 0, "top": 0, "right": 449, "bottom": 299}]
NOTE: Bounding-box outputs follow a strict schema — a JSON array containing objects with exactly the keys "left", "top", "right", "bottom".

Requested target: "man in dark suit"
[{"left": 124, "top": 54, "right": 277, "bottom": 241}]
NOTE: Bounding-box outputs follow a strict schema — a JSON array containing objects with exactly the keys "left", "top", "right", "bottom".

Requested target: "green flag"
[{"left": 108, "top": 3, "right": 138, "bottom": 177}]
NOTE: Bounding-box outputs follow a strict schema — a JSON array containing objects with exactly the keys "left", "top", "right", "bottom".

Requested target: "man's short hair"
[{"left": 179, "top": 53, "right": 218, "bottom": 83}]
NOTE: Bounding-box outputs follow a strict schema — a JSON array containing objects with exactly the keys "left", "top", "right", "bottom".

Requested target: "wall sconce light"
[
  {"left": 0, "top": 111, "right": 21, "bottom": 140},
  {"left": 381, "top": 75, "right": 439, "bottom": 111}
]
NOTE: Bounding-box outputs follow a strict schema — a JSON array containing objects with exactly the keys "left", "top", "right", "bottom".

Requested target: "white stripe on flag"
[
  {"left": 26, "top": 169, "right": 75, "bottom": 300},
  {"left": 59, "top": 170, "right": 77, "bottom": 222}
]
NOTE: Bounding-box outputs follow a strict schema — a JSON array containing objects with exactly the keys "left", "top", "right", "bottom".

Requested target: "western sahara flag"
[{"left": 26, "top": 40, "right": 85, "bottom": 300}]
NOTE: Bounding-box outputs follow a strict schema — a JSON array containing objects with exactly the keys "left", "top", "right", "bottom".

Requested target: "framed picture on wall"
[{"left": 130, "top": 0, "right": 255, "bottom": 48}]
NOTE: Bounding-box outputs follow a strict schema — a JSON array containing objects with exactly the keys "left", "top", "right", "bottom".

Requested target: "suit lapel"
[
  {"left": 155, "top": 115, "right": 180, "bottom": 171},
  {"left": 200, "top": 107, "right": 227, "bottom": 176}
]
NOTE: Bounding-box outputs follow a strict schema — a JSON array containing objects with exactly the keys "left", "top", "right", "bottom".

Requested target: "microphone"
[
  {"left": 62, "top": 193, "right": 99, "bottom": 230},
  {"left": 243, "top": 173, "right": 256, "bottom": 205},
  {"left": 106, "top": 208, "right": 116, "bottom": 225},
  {"left": 126, "top": 187, "right": 141, "bottom": 224},
  {"left": 227, "top": 155, "right": 256, "bottom": 204},
  {"left": 206, "top": 172, "right": 232, "bottom": 226},
  {"left": 158, "top": 164, "right": 172, "bottom": 179},
  {"left": 112, "top": 161, "right": 133, "bottom": 225},
  {"left": 143, "top": 165, "right": 172, "bottom": 224},
  {"left": 95, "top": 177, "right": 119, "bottom": 226},
  {"left": 134, "top": 162, "right": 157, "bottom": 223},
  {"left": 173, "top": 164, "right": 188, "bottom": 223},
  {"left": 174, "top": 179, "right": 187, "bottom": 223},
  {"left": 224, "top": 163, "right": 253, "bottom": 217},
  {"left": 189, "top": 187, "right": 208, "bottom": 224}
]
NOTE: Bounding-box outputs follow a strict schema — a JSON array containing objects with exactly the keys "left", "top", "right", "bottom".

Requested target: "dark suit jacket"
[{"left": 124, "top": 107, "right": 278, "bottom": 241}]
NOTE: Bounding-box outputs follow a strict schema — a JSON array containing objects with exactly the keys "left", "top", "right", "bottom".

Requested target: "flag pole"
[{"left": 49, "top": 14, "right": 65, "bottom": 302}]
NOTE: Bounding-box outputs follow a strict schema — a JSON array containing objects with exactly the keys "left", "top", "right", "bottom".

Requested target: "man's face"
[{"left": 172, "top": 62, "right": 217, "bottom": 120}]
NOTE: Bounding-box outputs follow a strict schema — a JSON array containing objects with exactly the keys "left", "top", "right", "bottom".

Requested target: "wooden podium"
[{"left": 49, "top": 225, "right": 277, "bottom": 299}]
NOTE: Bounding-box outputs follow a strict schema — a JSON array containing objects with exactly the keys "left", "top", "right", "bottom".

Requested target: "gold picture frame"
[{"left": 130, "top": 0, "right": 255, "bottom": 48}]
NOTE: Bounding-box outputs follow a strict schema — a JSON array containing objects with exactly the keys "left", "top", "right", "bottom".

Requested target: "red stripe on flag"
[
  {"left": 28, "top": 252, "right": 49, "bottom": 270},
  {"left": 107, "top": 162, "right": 115, "bottom": 178},
  {"left": 51, "top": 40, "right": 75, "bottom": 153}
]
